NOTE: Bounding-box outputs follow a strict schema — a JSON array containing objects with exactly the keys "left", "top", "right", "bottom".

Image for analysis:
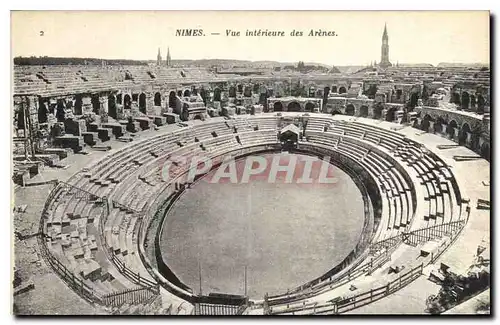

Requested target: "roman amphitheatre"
[{"left": 12, "top": 33, "right": 490, "bottom": 315}]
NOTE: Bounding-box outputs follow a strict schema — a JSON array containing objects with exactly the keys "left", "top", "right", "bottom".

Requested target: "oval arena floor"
[{"left": 159, "top": 153, "right": 365, "bottom": 298}]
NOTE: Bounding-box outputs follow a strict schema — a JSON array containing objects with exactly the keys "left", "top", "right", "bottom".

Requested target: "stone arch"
[
  {"left": 305, "top": 102, "right": 315, "bottom": 112},
  {"left": 477, "top": 95, "right": 485, "bottom": 114},
  {"left": 229, "top": 86, "right": 236, "bottom": 98},
  {"left": 91, "top": 94, "right": 100, "bottom": 115},
  {"left": 237, "top": 84, "right": 243, "bottom": 93},
  {"left": 108, "top": 95, "right": 117, "bottom": 119},
  {"left": 244, "top": 86, "right": 252, "bottom": 97},
  {"left": 359, "top": 105, "right": 369, "bottom": 118},
  {"left": 38, "top": 98, "right": 48, "bottom": 123},
  {"left": 124, "top": 94, "right": 132, "bottom": 109},
  {"left": 421, "top": 114, "right": 432, "bottom": 132},
  {"left": 461, "top": 92, "right": 470, "bottom": 110},
  {"left": 323, "top": 87, "right": 330, "bottom": 110},
  {"left": 132, "top": 93, "right": 139, "bottom": 102},
  {"left": 213, "top": 88, "right": 222, "bottom": 102},
  {"left": 287, "top": 101, "right": 301, "bottom": 112},
  {"left": 139, "top": 93, "right": 147, "bottom": 114},
  {"left": 345, "top": 104, "right": 355, "bottom": 116},
  {"left": 338, "top": 86, "right": 347, "bottom": 94},
  {"left": 154, "top": 92, "right": 161, "bottom": 106},
  {"left": 116, "top": 93, "right": 123, "bottom": 105},
  {"left": 168, "top": 91, "right": 177, "bottom": 109},
  {"left": 451, "top": 92, "right": 461, "bottom": 105},
  {"left": 458, "top": 123, "right": 471, "bottom": 146},
  {"left": 74, "top": 95, "right": 83, "bottom": 115},
  {"left": 183, "top": 89, "right": 191, "bottom": 97},
  {"left": 480, "top": 142, "right": 490, "bottom": 161},
  {"left": 409, "top": 92, "right": 419, "bottom": 109},
  {"left": 332, "top": 109, "right": 342, "bottom": 115},
  {"left": 385, "top": 106, "right": 397, "bottom": 122},
  {"left": 331, "top": 86, "right": 338, "bottom": 93},
  {"left": 273, "top": 101, "right": 283, "bottom": 112},
  {"left": 470, "top": 94, "right": 476, "bottom": 109},
  {"left": 434, "top": 117, "right": 445, "bottom": 134},
  {"left": 373, "top": 105, "right": 383, "bottom": 119},
  {"left": 396, "top": 89, "right": 403, "bottom": 100},
  {"left": 446, "top": 120, "right": 458, "bottom": 138}
]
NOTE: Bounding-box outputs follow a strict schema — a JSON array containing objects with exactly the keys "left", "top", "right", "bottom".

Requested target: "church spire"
[
  {"left": 166, "top": 47, "right": 171, "bottom": 67},
  {"left": 379, "top": 23, "right": 392, "bottom": 69},
  {"left": 157, "top": 47, "right": 162, "bottom": 66}
]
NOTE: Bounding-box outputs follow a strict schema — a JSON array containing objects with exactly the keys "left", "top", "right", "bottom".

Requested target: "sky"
[{"left": 11, "top": 11, "right": 490, "bottom": 66}]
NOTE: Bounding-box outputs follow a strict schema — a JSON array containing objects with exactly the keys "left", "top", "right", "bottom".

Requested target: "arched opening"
[
  {"left": 116, "top": 94, "right": 123, "bottom": 105},
  {"left": 305, "top": 102, "right": 315, "bottom": 112},
  {"left": 373, "top": 105, "right": 383, "bottom": 119},
  {"left": 16, "top": 107, "right": 25, "bottom": 130},
  {"left": 55, "top": 99, "right": 66, "bottom": 122},
  {"left": 74, "top": 95, "right": 83, "bottom": 115},
  {"left": 446, "top": 120, "right": 458, "bottom": 139},
  {"left": 154, "top": 92, "right": 161, "bottom": 106},
  {"left": 345, "top": 104, "right": 355, "bottom": 116},
  {"left": 477, "top": 95, "right": 485, "bottom": 114},
  {"left": 451, "top": 92, "right": 461, "bottom": 105},
  {"left": 287, "top": 101, "right": 301, "bottom": 112},
  {"left": 183, "top": 89, "right": 191, "bottom": 97},
  {"left": 213, "top": 88, "right": 221, "bottom": 102},
  {"left": 169, "top": 91, "right": 177, "bottom": 109},
  {"left": 421, "top": 114, "right": 432, "bottom": 132},
  {"left": 434, "top": 117, "right": 445, "bottom": 134},
  {"left": 229, "top": 86, "right": 236, "bottom": 98},
  {"left": 124, "top": 94, "right": 132, "bottom": 110},
  {"left": 409, "top": 92, "right": 419, "bottom": 109},
  {"left": 38, "top": 98, "right": 48, "bottom": 123},
  {"left": 244, "top": 86, "right": 252, "bottom": 97},
  {"left": 385, "top": 107, "right": 397, "bottom": 122},
  {"left": 332, "top": 110, "right": 342, "bottom": 115},
  {"left": 331, "top": 86, "right": 338, "bottom": 93},
  {"left": 470, "top": 95, "right": 476, "bottom": 109},
  {"left": 365, "top": 84, "right": 378, "bottom": 99},
  {"left": 253, "top": 83, "right": 260, "bottom": 93},
  {"left": 132, "top": 93, "right": 138, "bottom": 102},
  {"left": 322, "top": 87, "right": 330, "bottom": 110},
  {"left": 91, "top": 94, "right": 100, "bottom": 115},
  {"left": 273, "top": 102, "right": 283, "bottom": 112},
  {"left": 139, "top": 93, "right": 147, "bottom": 114},
  {"left": 193, "top": 114, "right": 203, "bottom": 120},
  {"left": 359, "top": 105, "right": 369, "bottom": 118},
  {"left": 458, "top": 123, "right": 471, "bottom": 146},
  {"left": 108, "top": 95, "right": 117, "bottom": 119},
  {"left": 396, "top": 89, "right": 403, "bottom": 100},
  {"left": 480, "top": 142, "right": 490, "bottom": 161},
  {"left": 177, "top": 90, "right": 182, "bottom": 97},
  {"left": 338, "top": 86, "right": 347, "bottom": 94},
  {"left": 461, "top": 92, "right": 470, "bottom": 110},
  {"left": 192, "top": 87, "right": 198, "bottom": 96},
  {"left": 237, "top": 84, "right": 243, "bottom": 93}
]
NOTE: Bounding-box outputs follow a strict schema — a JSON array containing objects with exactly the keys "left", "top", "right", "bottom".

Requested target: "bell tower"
[{"left": 379, "top": 23, "right": 392, "bottom": 69}]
